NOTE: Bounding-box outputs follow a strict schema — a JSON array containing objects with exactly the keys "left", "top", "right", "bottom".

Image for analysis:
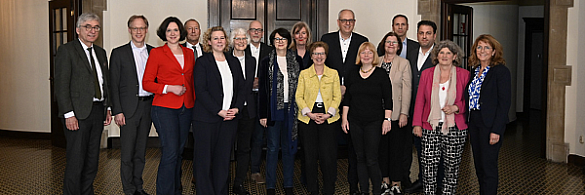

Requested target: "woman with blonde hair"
[{"left": 290, "top": 21, "right": 312, "bottom": 69}]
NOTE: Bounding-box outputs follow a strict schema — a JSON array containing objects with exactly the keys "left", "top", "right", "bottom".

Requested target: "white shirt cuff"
[
  {"left": 301, "top": 107, "right": 311, "bottom": 116},
  {"left": 163, "top": 85, "right": 168, "bottom": 94},
  {"left": 64, "top": 111, "right": 75, "bottom": 118},
  {"left": 327, "top": 107, "right": 337, "bottom": 117}
]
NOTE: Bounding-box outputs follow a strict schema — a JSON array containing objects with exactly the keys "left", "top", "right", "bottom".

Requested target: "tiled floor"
[{"left": 1, "top": 111, "right": 584, "bottom": 194}]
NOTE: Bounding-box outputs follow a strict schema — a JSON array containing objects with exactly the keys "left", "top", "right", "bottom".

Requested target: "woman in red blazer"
[
  {"left": 142, "top": 16, "right": 195, "bottom": 195},
  {"left": 412, "top": 40, "right": 469, "bottom": 195}
]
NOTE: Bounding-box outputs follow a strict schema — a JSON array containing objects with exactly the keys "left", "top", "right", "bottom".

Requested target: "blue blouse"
[{"left": 468, "top": 66, "right": 490, "bottom": 110}]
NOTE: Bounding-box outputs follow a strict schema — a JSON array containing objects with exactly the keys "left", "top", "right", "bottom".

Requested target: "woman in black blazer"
[
  {"left": 192, "top": 26, "right": 245, "bottom": 195},
  {"left": 465, "top": 34, "right": 511, "bottom": 195}
]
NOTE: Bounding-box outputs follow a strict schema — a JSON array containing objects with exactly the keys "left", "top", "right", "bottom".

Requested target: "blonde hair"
[
  {"left": 355, "top": 42, "right": 380, "bottom": 66},
  {"left": 289, "top": 21, "right": 312, "bottom": 50},
  {"left": 202, "top": 26, "right": 230, "bottom": 53}
]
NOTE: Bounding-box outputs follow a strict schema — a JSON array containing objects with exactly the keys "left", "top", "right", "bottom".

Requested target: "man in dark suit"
[
  {"left": 182, "top": 19, "right": 203, "bottom": 59},
  {"left": 320, "top": 9, "right": 368, "bottom": 195},
  {"left": 376, "top": 14, "right": 419, "bottom": 65},
  {"left": 246, "top": 20, "right": 272, "bottom": 184},
  {"left": 405, "top": 20, "right": 440, "bottom": 194},
  {"left": 109, "top": 15, "right": 153, "bottom": 195},
  {"left": 54, "top": 12, "right": 112, "bottom": 195}
]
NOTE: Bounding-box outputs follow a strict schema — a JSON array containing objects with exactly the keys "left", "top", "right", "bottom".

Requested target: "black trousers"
[
  {"left": 234, "top": 105, "right": 256, "bottom": 186},
  {"left": 62, "top": 103, "right": 104, "bottom": 195},
  {"left": 350, "top": 118, "right": 382, "bottom": 194},
  {"left": 299, "top": 105, "right": 338, "bottom": 195},
  {"left": 120, "top": 99, "right": 152, "bottom": 194},
  {"left": 469, "top": 110, "right": 503, "bottom": 195},
  {"left": 193, "top": 119, "right": 238, "bottom": 195},
  {"left": 379, "top": 120, "right": 411, "bottom": 182}
]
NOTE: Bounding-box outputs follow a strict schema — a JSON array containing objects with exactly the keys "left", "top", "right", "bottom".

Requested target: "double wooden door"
[{"left": 209, "top": 0, "right": 328, "bottom": 44}]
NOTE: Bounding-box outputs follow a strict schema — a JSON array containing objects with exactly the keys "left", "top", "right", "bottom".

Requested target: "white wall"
[
  {"left": 103, "top": 0, "right": 207, "bottom": 137},
  {"left": 461, "top": 2, "right": 519, "bottom": 122},
  {"left": 0, "top": 0, "right": 51, "bottom": 133},
  {"left": 328, "top": 0, "right": 420, "bottom": 45},
  {"left": 516, "top": 6, "right": 544, "bottom": 112},
  {"left": 566, "top": 0, "right": 585, "bottom": 157}
]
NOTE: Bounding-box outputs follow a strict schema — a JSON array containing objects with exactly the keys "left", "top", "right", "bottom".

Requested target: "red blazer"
[
  {"left": 143, "top": 44, "right": 195, "bottom": 109},
  {"left": 412, "top": 66, "right": 470, "bottom": 130}
]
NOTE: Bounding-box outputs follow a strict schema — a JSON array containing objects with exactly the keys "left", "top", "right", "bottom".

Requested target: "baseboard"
[
  {"left": 568, "top": 154, "right": 585, "bottom": 167},
  {"left": 0, "top": 129, "right": 50, "bottom": 139}
]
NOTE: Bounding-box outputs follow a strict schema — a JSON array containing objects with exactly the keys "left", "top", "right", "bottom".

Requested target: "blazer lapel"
[
  {"left": 73, "top": 40, "right": 93, "bottom": 73},
  {"left": 124, "top": 43, "right": 140, "bottom": 83},
  {"left": 162, "top": 44, "right": 183, "bottom": 70}
]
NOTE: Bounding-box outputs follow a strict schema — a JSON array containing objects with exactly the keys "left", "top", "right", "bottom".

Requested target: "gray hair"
[
  {"left": 432, "top": 40, "right": 464, "bottom": 67},
  {"left": 338, "top": 9, "right": 355, "bottom": 19},
  {"left": 76, "top": 13, "right": 100, "bottom": 28},
  {"left": 229, "top": 28, "right": 250, "bottom": 47}
]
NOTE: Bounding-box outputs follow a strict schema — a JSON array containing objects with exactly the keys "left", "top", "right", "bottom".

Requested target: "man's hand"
[
  {"left": 115, "top": 113, "right": 126, "bottom": 126},
  {"left": 66, "top": 116, "right": 79, "bottom": 131},
  {"left": 104, "top": 110, "right": 112, "bottom": 126}
]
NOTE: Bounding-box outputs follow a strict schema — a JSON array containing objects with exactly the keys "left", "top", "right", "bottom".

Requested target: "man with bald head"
[
  {"left": 320, "top": 9, "right": 368, "bottom": 195},
  {"left": 246, "top": 20, "right": 273, "bottom": 184}
]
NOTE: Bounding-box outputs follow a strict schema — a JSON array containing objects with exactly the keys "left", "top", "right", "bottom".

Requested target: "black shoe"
[
  {"left": 191, "top": 177, "right": 196, "bottom": 184},
  {"left": 404, "top": 180, "right": 423, "bottom": 193},
  {"left": 134, "top": 190, "right": 149, "bottom": 195},
  {"left": 232, "top": 184, "right": 250, "bottom": 195},
  {"left": 284, "top": 187, "right": 294, "bottom": 195},
  {"left": 266, "top": 189, "right": 276, "bottom": 195}
]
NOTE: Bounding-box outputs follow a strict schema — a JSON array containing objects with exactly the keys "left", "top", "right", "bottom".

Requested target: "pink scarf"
[{"left": 428, "top": 66, "right": 457, "bottom": 135}]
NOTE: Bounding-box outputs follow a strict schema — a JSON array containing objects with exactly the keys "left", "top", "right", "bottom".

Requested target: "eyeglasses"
[
  {"left": 81, "top": 25, "right": 100, "bottom": 32},
  {"left": 274, "top": 37, "right": 287, "bottom": 42},
  {"left": 312, "top": 52, "right": 326, "bottom": 56},
  {"left": 385, "top": 41, "right": 399, "bottom": 45},
  {"left": 339, "top": 19, "right": 356, "bottom": 24},
  {"left": 249, "top": 28, "right": 263, "bottom": 33},
  {"left": 130, "top": 27, "right": 147, "bottom": 32},
  {"left": 233, "top": 37, "right": 248, "bottom": 41}
]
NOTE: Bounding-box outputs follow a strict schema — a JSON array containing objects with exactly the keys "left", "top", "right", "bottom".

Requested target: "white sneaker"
[
  {"left": 390, "top": 185, "right": 402, "bottom": 195},
  {"left": 381, "top": 182, "right": 391, "bottom": 195}
]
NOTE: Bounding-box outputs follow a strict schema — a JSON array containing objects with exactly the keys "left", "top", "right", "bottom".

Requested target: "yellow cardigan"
[{"left": 295, "top": 64, "right": 342, "bottom": 124}]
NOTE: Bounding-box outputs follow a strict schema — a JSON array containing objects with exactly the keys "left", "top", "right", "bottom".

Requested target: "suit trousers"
[
  {"left": 234, "top": 105, "right": 257, "bottom": 186},
  {"left": 62, "top": 103, "right": 104, "bottom": 195},
  {"left": 194, "top": 119, "right": 238, "bottom": 195},
  {"left": 469, "top": 110, "right": 503, "bottom": 195},
  {"left": 349, "top": 117, "right": 383, "bottom": 194},
  {"left": 120, "top": 99, "right": 152, "bottom": 194},
  {"left": 151, "top": 105, "right": 192, "bottom": 195},
  {"left": 299, "top": 107, "right": 338, "bottom": 195}
]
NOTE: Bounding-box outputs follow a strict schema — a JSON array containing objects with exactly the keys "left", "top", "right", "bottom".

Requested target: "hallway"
[{"left": 1, "top": 111, "right": 583, "bottom": 194}]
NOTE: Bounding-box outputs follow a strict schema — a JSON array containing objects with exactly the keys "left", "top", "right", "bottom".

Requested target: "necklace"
[{"left": 360, "top": 65, "right": 375, "bottom": 73}]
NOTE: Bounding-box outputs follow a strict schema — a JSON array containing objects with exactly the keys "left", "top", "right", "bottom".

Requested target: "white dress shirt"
[
  {"left": 131, "top": 41, "right": 152, "bottom": 97},
  {"left": 339, "top": 32, "right": 353, "bottom": 63},
  {"left": 216, "top": 60, "right": 234, "bottom": 110}
]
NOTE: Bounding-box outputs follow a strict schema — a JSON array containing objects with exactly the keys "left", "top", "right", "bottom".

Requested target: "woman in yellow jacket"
[{"left": 296, "top": 41, "right": 342, "bottom": 195}]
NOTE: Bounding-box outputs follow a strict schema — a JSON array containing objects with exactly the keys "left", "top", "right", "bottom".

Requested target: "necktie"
[
  {"left": 88, "top": 47, "right": 102, "bottom": 99},
  {"left": 192, "top": 46, "right": 198, "bottom": 62}
]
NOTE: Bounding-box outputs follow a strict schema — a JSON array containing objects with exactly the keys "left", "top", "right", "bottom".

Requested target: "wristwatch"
[{"left": 385, "top": 118, "right": 392, "bottom": 121}]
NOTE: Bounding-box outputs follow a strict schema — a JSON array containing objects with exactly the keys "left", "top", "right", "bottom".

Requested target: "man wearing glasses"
[
  {"left": 109, "top": 15, "right": 154, "bottom": 195},
  {"left": 320, "top": 9, "right": 368, "bottom": 195},
  {"left": 245, "top": 20, "right": 273, "bottom": 184},
  {"left": 55, "top": 12, "right": 112, "bottom": 195}
]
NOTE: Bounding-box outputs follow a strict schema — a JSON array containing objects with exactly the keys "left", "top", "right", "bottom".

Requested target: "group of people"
[{"left": 54, "top": 8, "right": 511, "bottom": 195}]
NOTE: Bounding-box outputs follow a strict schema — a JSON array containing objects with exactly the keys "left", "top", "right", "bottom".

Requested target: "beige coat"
[{"left": 380, "top": 55, "right": 412, "bottom": 120}]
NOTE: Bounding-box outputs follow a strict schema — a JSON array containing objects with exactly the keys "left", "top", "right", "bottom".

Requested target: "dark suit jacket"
[
  {"left": 320, "top": 31, "right": 368, "bottom": 82},
  {"left": 245, "top": 42, "right": 273, "bottom": 69},
  {"left": 55, "top": 39, "right": 109, "bottom": 119},
  {"left": 407, "top": 44, "right": 435, "bottom": 116},
  {"left": 404, "top": 38, "right": 419, "bottom": 64},
  {"left": 109, "top": 42, "right": 154, "bottom": 119},
  {"left": 230, "top": 52, "right": 258, "bottom": 117},
  {"left": 465, "top": 64, "right": 511, "bottom": 135},
  {"left": 192, "top": 52, "right": 246, "bottom": 123}
]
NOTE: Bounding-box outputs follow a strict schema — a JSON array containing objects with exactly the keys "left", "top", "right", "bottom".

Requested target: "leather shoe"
[
  {"left": 285, "top": 187, "right": 294, "bottom": 195},
  {"left": 266, "top": 189, "right": 276, "bottom": 195},
  {"left": 232, "top": 184, "right": 250, "bottom": 195},
  {"left": 134, "top": 190, "right": 149, "bottom": 195},
  {"left": 404, "top": 179, "right": 423, "bottom": 193},
  {"left": 191, "top": 177, "right": 196, "bottom": 184},
  {"left": 251, "top": 172, "right": 265, "bottom": 184}
]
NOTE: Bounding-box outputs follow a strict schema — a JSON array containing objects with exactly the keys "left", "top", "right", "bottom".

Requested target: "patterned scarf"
[
  {"left": 428, "top": 66, "right": 457, "bottom": 135},
  {"left": 267, "top": 50, "right": 300, "bottom": 141}
]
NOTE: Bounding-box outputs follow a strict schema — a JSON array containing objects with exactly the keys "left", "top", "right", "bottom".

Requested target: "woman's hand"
[
  {"left": 218, "top": 110, "right": 234, "bottom": 121},
  {"left": 341, "top": 118, "right": 349, "bottom": 134},
  {"left": 413, "top": 126, "right": 422, "bottom": 137},
  {"left": 382, "top": 120, "right": 391, "bottom": 135},
  {"left": 259, "top": 118, "right": 267, "bottom": 128},
  {"left": 442, "top": 105, "right": 459, "bottom": 115},
  {"left": 315, "top": 113, "right": 331, "bottom": 124},
  {"left": 489, "top": 133, "right": 500, "bottom": 145},
  {"left": 398, "top": 114, "right": 408, "bottom": 128},
  {"left": 168, "top": 85, "right": 187, "bottom": 96}
]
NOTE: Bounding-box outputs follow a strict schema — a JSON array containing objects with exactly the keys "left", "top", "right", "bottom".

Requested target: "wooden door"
[
  {"left": 209, "top": 0, "right": 327, "bottom": 44},
  {"left": 442, "top": 3, "right": 473, "bottom": 69},
  {"left": 49, "top": 0, "right": 80, "bottom": 148}
]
